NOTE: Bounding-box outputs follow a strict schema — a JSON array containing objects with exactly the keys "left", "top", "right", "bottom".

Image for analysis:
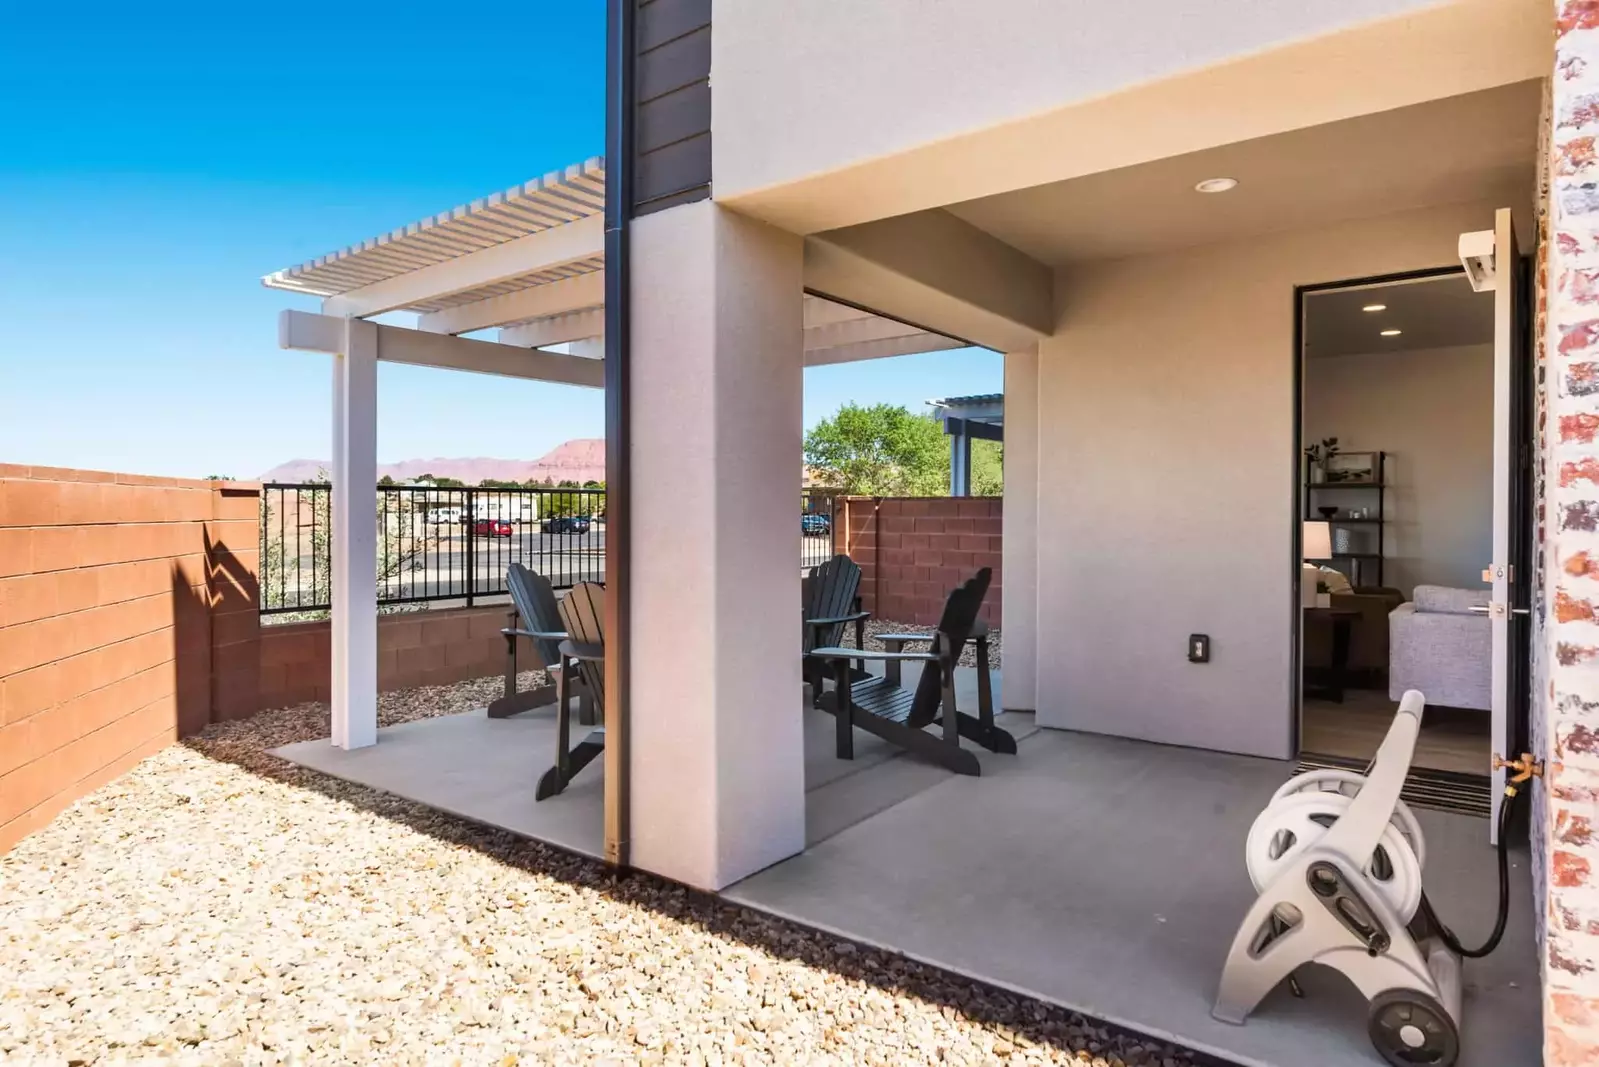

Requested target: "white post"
[
  {"left": 628, "top": 201, "right": 805, "bottom": 890},
  {"left": 331, "top": 317, "right": 379, "bottom": 749},
  {"left": 1002, "top": 348, "right": 1039, "bottom": 712},
  {"left": 950, "top": 423, "right": 972, "bottom": 496}
]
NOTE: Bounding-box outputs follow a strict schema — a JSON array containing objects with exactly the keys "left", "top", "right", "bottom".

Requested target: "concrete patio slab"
[
  {"left": 726, "top": 728, "right": 1540, "bottom": 1067},
  {"left": 271, "top": 666, "right": 1026, "bottom": 853}
]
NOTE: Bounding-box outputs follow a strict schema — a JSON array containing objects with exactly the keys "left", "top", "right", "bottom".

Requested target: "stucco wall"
[
  {"left": 712, "top": 0, "right": 1547, "bottom": 233},
  {"left": 1036, "top": 199, "right": 1525, "bottom": 759},
  {"left": 1304, "top": 343, "right": 1495, "bottom": 596}
]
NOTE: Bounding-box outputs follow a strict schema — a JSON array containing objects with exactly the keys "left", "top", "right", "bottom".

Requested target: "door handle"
[{"left": 1471, "top": 603, "right": 1530, "bottom": 618}]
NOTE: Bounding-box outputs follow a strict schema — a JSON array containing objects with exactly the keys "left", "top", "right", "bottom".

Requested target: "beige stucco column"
[
  {"left": 1001, "top": 347, "right": 1039, "bottom": 711},
  {"left": 627, "top": 200, "right": 806, "bottom": 890}
]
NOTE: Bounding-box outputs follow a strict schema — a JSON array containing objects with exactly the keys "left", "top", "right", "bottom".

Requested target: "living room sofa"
[{"left": 1388, "top": 584, "right": 1492, "bottom": 711}]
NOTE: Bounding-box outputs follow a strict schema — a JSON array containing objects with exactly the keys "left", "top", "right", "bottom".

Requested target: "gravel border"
[{"left": 1, "top": 645, "right": 1223, "bottom": 1067}]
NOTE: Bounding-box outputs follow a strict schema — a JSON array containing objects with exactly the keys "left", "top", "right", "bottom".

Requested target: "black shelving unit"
[{"left": 1304, "top": 451, "right": 1387, "bottom": 588}]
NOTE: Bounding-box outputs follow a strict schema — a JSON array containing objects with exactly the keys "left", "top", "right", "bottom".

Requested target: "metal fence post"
[{"left": 464, "top": 487, "right": 476, "bottom": 607}]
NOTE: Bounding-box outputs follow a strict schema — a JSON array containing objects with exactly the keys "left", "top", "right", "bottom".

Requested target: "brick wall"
[
  {"left": 257, "top": 605, "right": 514, "bottom": 709},
  {"left": 0, "top": 466, "right": 259, "bottom": 852},
  {"left": 1541, "top": 11, "right": 1599, "bottom": 1061},
  {"left": 837, "top": 496, "right": 1003, "bottom": 626}
]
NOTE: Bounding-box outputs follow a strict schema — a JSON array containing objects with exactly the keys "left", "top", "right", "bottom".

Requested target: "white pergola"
[{"left": 263, "top": 156, "right": 966, "bottom": 751}]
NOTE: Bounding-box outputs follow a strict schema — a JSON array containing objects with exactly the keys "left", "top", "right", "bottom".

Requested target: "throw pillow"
[{"left": 1317, "top": 566, "right": 1353, "bottom": 595}]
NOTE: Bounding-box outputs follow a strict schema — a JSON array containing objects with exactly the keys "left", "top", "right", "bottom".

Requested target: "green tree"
[
  {"left": 378, "top": 474, "right": 396, "bottom": 486},
  {"left": 804, "top": 403, "right": 949, "bottom": 496},
  {"left": 969, "top": 440, "right": 1004, "bottom": 497}
]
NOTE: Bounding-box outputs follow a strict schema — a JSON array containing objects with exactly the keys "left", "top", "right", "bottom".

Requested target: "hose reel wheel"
[
  {"left": 1245, "top": 792, "right": 1424, "bottom": 922},
  {"left": 1367, "top": 988, "right": 1460, "bottom": 1067}
]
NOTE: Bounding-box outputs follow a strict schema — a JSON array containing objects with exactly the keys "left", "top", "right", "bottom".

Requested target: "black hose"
[{"left": 1415, "top": 786, "right": 1519, "bottom": 959}]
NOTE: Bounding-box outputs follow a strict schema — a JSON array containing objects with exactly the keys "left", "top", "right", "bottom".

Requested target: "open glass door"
[{"left": 1485, "top": 206, "right": 1530, "bottom": 844}]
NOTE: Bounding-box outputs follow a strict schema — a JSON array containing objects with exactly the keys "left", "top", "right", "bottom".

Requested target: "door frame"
[{"left": 1287, "top": 263, "right": 1514, "bottom": 759}]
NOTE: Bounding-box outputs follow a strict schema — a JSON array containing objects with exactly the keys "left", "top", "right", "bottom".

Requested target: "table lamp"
[{"left": 1303, "top": 521, "right": 1332, "bottom": 608}]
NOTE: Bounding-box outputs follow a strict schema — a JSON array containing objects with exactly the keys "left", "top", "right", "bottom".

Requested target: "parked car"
[
  {"left": 543, "top": 515, "right": 592, "bottom": 534},
  {"left": 472, "top": 518, "right": 513, "bottom": 537},
  {"left": 802, "top": 513, "right": 832, "bottom": 536},
  {"left": 429, "top": 506, "right": 464, "bottom": 525}
]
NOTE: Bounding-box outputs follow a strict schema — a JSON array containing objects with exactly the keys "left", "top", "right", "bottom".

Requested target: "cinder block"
[
  {"left": 0, "top": 528, "right": 33, "bottom": 578},
  {"left": 27, "top": 527, "right": 80, "bottom": 574},
  {"left": 380, "top": 618, "right": 426, "bottom": 651},
  {"left": 0, "top": 480, "right": 60, "bottom": 528}
]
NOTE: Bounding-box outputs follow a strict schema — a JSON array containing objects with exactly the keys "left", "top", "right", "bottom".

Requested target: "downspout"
[{"left": 602, "top": 0, "right": 634, "bottom": 869}]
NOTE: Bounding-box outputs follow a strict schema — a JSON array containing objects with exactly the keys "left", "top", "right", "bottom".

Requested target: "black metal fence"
[
  {"left": 801, "top": 488, "right": 837, "bottom": 570},
  {"left": 261, "top": 483, "right": 838, "bottom": 616},
  {"left": 260, "top": 484, "right": 606, "bottom": 616}
]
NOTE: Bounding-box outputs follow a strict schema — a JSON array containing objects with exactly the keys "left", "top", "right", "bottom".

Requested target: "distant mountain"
[{"left": 258, "top": 439, "right": 606, "bottom": 485}]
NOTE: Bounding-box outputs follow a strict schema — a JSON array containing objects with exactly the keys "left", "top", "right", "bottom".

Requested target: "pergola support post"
[
  {"left": 950, "top": 422, "right": 972, "bottom": 496},
  {"left": 330, "top": 317, "right": 379, "bottom": 750}
]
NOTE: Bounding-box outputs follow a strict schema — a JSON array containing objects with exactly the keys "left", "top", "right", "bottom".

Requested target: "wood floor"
[{"left": 1301, "top": 686, "right": 1489, "bottom": 776}]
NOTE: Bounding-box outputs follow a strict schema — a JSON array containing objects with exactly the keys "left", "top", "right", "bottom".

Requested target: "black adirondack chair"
[
  {"left": 808, "top": 567, "right": 1014, "bottom": 776},
  {"left": 802, "top": 554, "right": 870, "bottom": 699},
  {"left": 536, "top": 582, "right": 607, "bottom": 801},
  {"left": 489, "top": 563, "right": 590, "bottom": 723}
]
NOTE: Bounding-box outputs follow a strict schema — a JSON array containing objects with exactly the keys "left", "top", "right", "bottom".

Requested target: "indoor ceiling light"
[
  {"left": 1194, "top": 177, "right": 1238, "bottom": 193},
  {"left": 1362, "top": 304, "right": 1387, "bottom": 312},
  {"left": 1380, "top": 329, "right": 1403, "bottom": 337}
]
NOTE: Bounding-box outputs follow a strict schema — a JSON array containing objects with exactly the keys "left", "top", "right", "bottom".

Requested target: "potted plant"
[{"left": 1304, "top": 437, "right": 1340, "bottom": 483}]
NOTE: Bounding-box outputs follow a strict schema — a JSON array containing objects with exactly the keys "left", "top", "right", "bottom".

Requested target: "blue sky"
[{"left": 0, "top": 2, "right": 1000, "bottom": 480}]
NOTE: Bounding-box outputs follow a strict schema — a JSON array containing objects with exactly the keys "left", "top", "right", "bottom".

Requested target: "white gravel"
[{"left": 0, "top": 648, "right": 1209, "bottom": 1067}]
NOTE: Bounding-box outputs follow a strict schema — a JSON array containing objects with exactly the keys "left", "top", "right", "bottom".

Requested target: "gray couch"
[{"left": 1388, "top": 585, "right": 1491, "bottom": 711}]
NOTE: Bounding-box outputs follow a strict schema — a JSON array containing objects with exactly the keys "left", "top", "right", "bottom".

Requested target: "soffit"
[{"left": 947, "top": 81, "right": 1541, "bottom": 267}]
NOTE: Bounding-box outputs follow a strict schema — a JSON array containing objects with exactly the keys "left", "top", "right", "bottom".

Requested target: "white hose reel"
[
  {"left": 1215, "top": 692, "right": 1463, "bottom": 1067},
  {"left": 1246, "top": 769, "right": 1428, "bottom": 923}
]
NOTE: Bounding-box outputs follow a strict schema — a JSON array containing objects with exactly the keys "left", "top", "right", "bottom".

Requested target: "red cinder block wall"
[
  {"left": 837, "top": 496, "right": 1003, "bottom": 627},
  {"left": 0, "top": 467, "right": 260, "bottom": 852},
  {"left": 256, "top": 605, "right": 513, "bottom": 710},
  {"left": 0, "top": 465, "right": 535, "bottom": 853}
]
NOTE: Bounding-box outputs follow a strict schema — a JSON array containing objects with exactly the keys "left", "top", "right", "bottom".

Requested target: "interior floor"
[{"left": 1302, "top": 687, "right": 1489, "bottom": 777}]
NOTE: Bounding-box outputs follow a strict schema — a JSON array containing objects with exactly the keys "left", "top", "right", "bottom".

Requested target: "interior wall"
[
  {"left": 1036, "top": 198, "right": 1524, "bottom": 759},
  {"left": 1304, "top": 343, "right": 1494, "bottom": 597}
]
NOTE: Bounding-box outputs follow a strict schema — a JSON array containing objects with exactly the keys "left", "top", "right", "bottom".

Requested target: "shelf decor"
[
  {"left": 1323, "top": 450, "right": 1379, "bottom": 484},
  {"left": 1304, "top": 450, "right": 1387, "bottom": 587},
  {"left": 1304, "top": 436, "right": 1339, "bottom": 484}
]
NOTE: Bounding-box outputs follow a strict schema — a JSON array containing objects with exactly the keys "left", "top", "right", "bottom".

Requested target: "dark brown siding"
[{"left": 633, "top": 0, "right": 710, "bottom": 214}]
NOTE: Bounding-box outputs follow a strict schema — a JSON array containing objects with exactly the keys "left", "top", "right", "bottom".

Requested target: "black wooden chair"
[
  {"left": 536, "top": 582, "right": 607, "bottom": 801},
  {"left": 489, "top": 562, "right": 590, "bottom": 723},
  {"left": 802, "top": 554, "right": 871, "bottom": 699},
  {"left": 808, "top": 567, "right": 1014, "bottom": 776}
]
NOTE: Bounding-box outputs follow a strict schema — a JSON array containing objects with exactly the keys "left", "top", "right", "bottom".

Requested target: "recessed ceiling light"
[
  {"left": 1362, "top": 304, "right": 1387, "bottom": 312},
  {"left": 1194, "top": 177, "right": 1238, "bottom": 194},
  {"left": 1380, "top": 329, "right": 1403, "bottom": 337}
]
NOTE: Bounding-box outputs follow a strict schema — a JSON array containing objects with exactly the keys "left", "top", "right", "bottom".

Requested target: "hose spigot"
[{"left": 1492, "top": 752, "right": 1544, "bottom": 796}]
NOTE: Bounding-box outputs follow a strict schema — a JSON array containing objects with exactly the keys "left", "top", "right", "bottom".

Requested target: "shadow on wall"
[{"left": 170, "top": 521, "right": 264, "bottom": 738}]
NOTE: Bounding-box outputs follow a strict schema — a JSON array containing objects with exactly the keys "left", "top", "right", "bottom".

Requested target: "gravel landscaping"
[{"left": 0, "top": 630, "right": 1214, "bottom": 1067}]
